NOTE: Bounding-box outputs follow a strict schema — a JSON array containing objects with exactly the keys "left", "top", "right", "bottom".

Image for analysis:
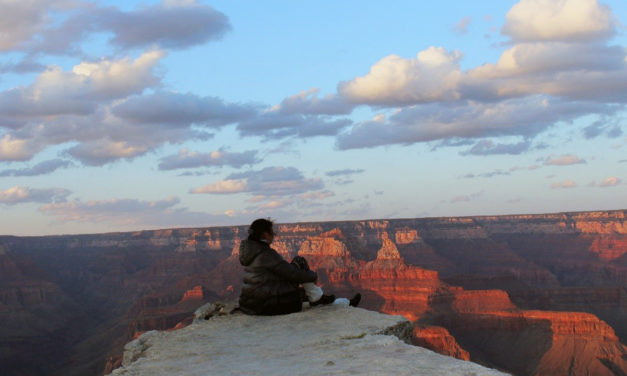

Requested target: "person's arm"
[{"left": 267, "top": 253, "right": 317, "bottom": 283}]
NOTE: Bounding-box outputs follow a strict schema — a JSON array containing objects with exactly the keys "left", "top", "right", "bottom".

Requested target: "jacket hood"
[{"left": 239, "top": 239, "right": 268, "bottom": 266}]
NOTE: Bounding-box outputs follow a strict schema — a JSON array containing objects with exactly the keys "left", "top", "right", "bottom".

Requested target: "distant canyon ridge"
[{"left": 0, "top": 210, "right": 625, "bottom": 376}]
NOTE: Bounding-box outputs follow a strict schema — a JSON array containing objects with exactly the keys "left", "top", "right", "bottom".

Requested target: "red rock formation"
[
  {"left": 395, "top": 227, "right": 420, "bottom": 244},
  {"left": 179, "top": 285, "right": 203, "bottom": 302},
  {"left": 589, "top": 236, "right": 627, "bottom": 260},
  {"left": 412, "top": 325, "right": 470, "bottom": 360},
  {"left": 1, "top": 210, "right": 626, "bottom": 376}
]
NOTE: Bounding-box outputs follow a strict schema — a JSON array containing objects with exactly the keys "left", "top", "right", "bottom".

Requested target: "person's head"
[{"left": 247, "top": 218, "right": 275, "bottom": 243}]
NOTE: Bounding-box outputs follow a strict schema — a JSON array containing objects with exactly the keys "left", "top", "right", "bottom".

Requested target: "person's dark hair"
[{"left": 247, "top": 218, "right": 274, "bottom": 241}]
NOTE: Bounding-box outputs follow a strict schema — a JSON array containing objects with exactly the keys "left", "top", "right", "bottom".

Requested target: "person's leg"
[
  {"left": 302, "top": 282, "right": 323, "bottom": 302},
  {"left": 331, "top": 293, "right": 362, "bottom": 307},
  {"left": 292, "top": 256, "right": 335, "bottom": 305}
]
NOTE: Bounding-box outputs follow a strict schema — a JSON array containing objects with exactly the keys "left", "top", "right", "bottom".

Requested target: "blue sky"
[{"left": 0, "top": 0, "right": 625, "bottom": 235}]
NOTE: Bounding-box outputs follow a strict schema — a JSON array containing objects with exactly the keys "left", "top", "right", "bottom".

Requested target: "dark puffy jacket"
[{"left": 238, "top": 239, "right": 317, "bottom": 315}]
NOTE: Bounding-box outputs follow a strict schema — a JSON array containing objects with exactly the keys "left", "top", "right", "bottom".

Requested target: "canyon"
[{"left": 0, "top": 210, "right": 625, "bottom": 375}]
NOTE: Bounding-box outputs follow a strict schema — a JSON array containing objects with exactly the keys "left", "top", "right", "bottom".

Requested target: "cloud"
[
  {"left": 158, "top": 148, "right": 260, "bottom": 170},
  {"left": 334, "top": 39, "right": 627, "bottom": 108},
  {"left": 0, "top": 186, "right": 71, "bottom": 205},
  {"left": 583, "top": 119, "right": 623, "bottom": 139},
  {"left": 0, "top": 54, "right": 260, "bottom": 165},
  {"left": 543, "top": 154, "right": 586, "bottom": 166},
  {"left": 551, "top": 179, "right": 577, "bottom": 189},
  {"left": 464, "top": 169, "right": 511, "bottom": 179},
  {"left": 190, "top": 166, "right": 323, "bottom": 197},
  {"left": 65, "top": 140, "right": 152, "bottom": 166},
  {"left": 464, "top": 43, "right": 627, "bottom": 103},
  {"left": 0, "top": 159, "right": 73, "bottom": 177},
  {"left": 338, "top": 47, "right": 463, "bottom": 106},
  {"left": 96, "top": 2, "right": 230, "bottom": 50},
  {"left": 501, "top": 0, "right": 614, "bottom": 42},
  {"left": 462, "top": 139, "right": 532, "bottom": 155},
  {"left": 242, "top": 189, "right": 336, "bottom": 212},
  {"left": 1, "top": 1, "right": 230, "bottom": 54},
  {"left": 39, "top": 196, "right": 227, "bottom": 226},
  {"left": 454, "top": 17, "right": 472, "bottom": 35},
  {"left": 450, "top": 191, "right": 483, "bottom": 203},
  {"left": 598, "top": 176, "right": 621, "bottom": 187},
  {"left": 0, "top": 0, "right": 69, "bottom": 51},
  {"left": 0, "top": 135, "right": 44, "bottom": 161},
  {"left": 237, "top": 111, "right": 352, "bottom": 139},
  {"left": 325, "top": 168, "right": 365, "bottom": 177},
  {"left": 336, "top": 96, "right": 607, "bottom": 149},
  {"left": 0, "top": 50, "right": 165, "bottom": 119},
  {"left": 112, "top": 91, "right": 255, "bottom": 126},
  {"left": 300, "top": 190, "right": 335, "bottom": 200},
  {"left": 261, "top": 0, "right": 625, "bottom": 152},
  {"left": 190, "top": 179, "right": 248, "bottom": 194},
  {"left": 277, "top": 88, "right": 355, "bottom": 115},
  {"left": 0, "top": 58, "right": 45, "bottom": 74}
]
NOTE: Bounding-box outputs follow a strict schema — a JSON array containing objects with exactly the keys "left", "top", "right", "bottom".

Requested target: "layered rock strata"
[{"left": 0, "top": 209, "right": 625, "bottom": 376}]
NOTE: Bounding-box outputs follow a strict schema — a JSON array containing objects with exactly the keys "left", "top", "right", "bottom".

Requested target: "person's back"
[
  {"left": 238, "top": 219, "right": 317, "bottom": 315},
  {"left": 238, "top": 218, "right": 361, "bottom": 315}
]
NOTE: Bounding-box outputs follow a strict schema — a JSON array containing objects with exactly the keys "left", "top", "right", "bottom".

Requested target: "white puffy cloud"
[
  {"left": 332, "top": 40, "right": 627, "bottom": 110},
  {"left": 260, "top": 0, "right": 624, "bottom": 151},
  {"left": 190, "top": 167, "right": 324, "bottom": 197},
  {"left": 0, "top": 50, "right": 165, "bottom": 119},
  {"left": 0, "top": 55, "right": 260, "bottom": 164},
  {"left": 469, "top": 43, "right": 625, "bottom": 80},
  {"left": 463, "top": 44, "right": 627, "bottom": 103},
  {"left": 71, "top": 50, "right": 166, "bottom": 98},
  {"left": 0, "top": 135, "right": 44, "bottom": 161},
  {"left": 65, "top": 139, "right": 150, "bottom": 166},
  {"left": 502, "top": 0, "right": 614, "bottom": 42},
  {"left": 158, "top": 148, "right": 260, "bottom": 170},
  {"left": 0, "top": 186, "right": 70, "bottom": 205},
  {"left": 338, "top": 47, "right": 463, "bottom": 105}
]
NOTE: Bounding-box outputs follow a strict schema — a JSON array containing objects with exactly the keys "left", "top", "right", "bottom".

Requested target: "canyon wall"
[{"left": 0, "top": 210, "right": 625, "bottom": 375}]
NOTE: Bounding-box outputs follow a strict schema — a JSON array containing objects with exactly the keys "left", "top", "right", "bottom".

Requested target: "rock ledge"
[{"left": 112, "top": 304, "right": 508, "bottom": 376}]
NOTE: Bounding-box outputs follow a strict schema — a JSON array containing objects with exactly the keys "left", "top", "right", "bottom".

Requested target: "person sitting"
[{"left": 238, "top": 218, "right": 360, "bottom": 315}]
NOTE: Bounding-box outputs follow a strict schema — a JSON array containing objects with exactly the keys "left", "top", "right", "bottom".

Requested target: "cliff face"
[
  {"left": 0, "top": 209, "right": 625, "bottom": 376},
  {"left": 111, "top": 303, "right": 508, "bottom": 376}
]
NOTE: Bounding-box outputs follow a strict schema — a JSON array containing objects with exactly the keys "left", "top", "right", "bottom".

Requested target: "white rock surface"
[{"left": 111, "top": 305, "right": 509, "bottom": 376}]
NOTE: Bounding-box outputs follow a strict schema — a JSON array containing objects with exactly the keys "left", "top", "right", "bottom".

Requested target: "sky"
[{"left": 0, "top": 0, "right": 626, "bottom": 236}]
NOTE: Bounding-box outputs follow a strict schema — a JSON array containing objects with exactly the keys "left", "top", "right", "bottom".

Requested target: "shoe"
[
  {"left": 310, "top": 294, "right": 335, "bottom": 306},
  {"left": 349, "top": 293, "right": 361, "bottom": 307}
]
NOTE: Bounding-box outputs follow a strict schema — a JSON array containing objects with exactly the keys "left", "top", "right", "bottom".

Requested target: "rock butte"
[{"left": 0, "top": 209, "right": 625, "bottom": 376}]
